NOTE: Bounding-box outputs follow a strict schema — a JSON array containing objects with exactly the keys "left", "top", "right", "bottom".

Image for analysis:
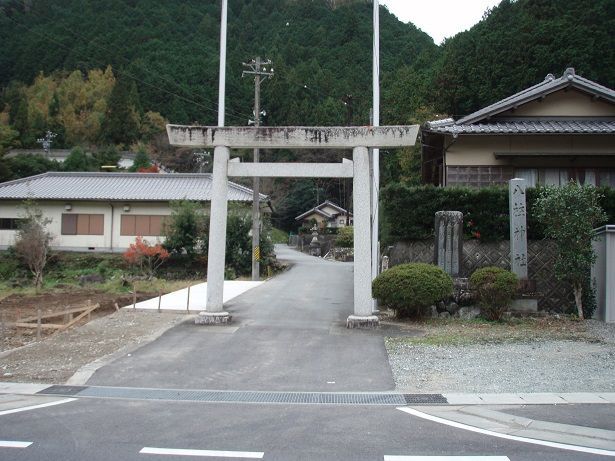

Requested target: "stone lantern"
[{"left": 309, "top": 224, "right": 321, "bottom": 257}]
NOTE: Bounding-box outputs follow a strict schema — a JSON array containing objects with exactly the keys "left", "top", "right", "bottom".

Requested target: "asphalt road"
[
  {"left": 1, "top": 398, "right": 613, "bottom": 461},
  {"left": 87, "top": 245, "right": 402, "bottom": 391}
]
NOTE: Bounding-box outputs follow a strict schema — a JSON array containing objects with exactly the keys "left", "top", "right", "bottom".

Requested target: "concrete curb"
[{"left": 444, "top": 392, "right": 615, "bottom": 405}]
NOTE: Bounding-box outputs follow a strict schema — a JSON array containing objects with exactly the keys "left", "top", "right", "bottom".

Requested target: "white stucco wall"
[
  {"left": 446, "top": 134, "right": 615, "bottom": 167},
  {"left": 0, "top": 200, "right": 210, "bottom": 252}
]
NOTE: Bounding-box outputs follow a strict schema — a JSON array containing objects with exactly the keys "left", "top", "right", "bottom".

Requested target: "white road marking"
[
  {"left": 139, "top": 447, "right": 264, "bottom": 458},
  {"left": 398, "top": 407, "right": 615, "bottom": 457},
  {"left": 0, "top": 398, "right": 77, "bottom": 416},
  {"left": 384, "top": 457, "right": 509, "bottom": 460},
  {"left": 0, "top": 440, "right": 32, "bottom": 448}
]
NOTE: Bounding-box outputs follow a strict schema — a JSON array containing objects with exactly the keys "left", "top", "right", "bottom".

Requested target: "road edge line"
[
  {"left": 398, "top": 407, "right": 615, "bottom": 457},
  {"left": 0, "top": 398, "right": 77, "bottom": 416}
]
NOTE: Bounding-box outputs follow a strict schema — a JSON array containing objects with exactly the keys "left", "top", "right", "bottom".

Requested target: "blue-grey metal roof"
[
  {"left": 0, "top": 172, "right": 267, "bottom": 202},
  {"left": 425, "top": 118, "right": 615, "bottom": 135}
]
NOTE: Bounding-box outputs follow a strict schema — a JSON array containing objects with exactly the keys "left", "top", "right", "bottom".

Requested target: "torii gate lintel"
[{"left": 167, "top": 125, "right": 419, "bottom": 328}]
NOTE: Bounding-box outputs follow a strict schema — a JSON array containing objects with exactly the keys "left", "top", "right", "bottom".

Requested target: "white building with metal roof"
[
  {"left": 0, "top": 172, "right": 266, "bottom": 252},
  {"left": 421, "top": 68, "right": 615, "bottom": 187}
]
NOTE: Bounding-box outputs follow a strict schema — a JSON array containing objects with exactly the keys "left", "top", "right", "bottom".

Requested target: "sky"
[{"left": 379, "top": 0, "right": 502, "bottom": 44}]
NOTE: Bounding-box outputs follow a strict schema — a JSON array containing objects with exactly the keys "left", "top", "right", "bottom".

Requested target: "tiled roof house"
[
  {"left": 0, "top": 172, "right": 266, "bottom": 251},
  {"left": 421, "top": 68, "right": 615, "bottom": 187}
]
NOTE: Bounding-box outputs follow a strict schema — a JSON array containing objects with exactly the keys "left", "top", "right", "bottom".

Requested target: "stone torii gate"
[{"left": 167, "top": 125, "right": 418, "bottom": 327}]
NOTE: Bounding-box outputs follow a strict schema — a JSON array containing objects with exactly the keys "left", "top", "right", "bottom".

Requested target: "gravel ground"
[
  {"left": 0, "top": 310, "right": 187, "bottom": 384},
  {"left": 386, "top": 319, "right": 615, "bottom": 393}
]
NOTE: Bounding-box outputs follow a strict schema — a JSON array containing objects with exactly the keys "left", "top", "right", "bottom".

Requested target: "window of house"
[
  {"left": 61, "top": 214, "right": 104, "bottom": 235},
  {"left": 0, "top": 218, "right": 23, "bottom": 230},
  {"left": 120, "top": 215, "right": 166, "bottom": 236},
  {"left": 514, "top": 168, "right": 538, "bottom": 187}
]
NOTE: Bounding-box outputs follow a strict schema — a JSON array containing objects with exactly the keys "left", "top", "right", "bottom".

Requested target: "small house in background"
[
  {"left": 421, "top": 68, "right": 615, "bottom": 187},
  {"left": 0, "top": 172, "right": 266, "bottom": 252},
  {"left": 295, "top": 200, "right": 352, "bottom": 230}
]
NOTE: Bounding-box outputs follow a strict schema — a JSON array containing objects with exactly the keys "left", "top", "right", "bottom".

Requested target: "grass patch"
[
  {"left": 386, "top": 317, "right": 593, "bottom": 348},
  {"left": 270, "top": 227, "right": 288, "bottom": 244},
  {"left": 0, "top": 250, "right": 204, "bottom": 297}
]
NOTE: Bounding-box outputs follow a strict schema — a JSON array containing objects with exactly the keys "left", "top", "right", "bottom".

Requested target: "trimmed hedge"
[
  {"left": 381, "top": 184, "right": 615, "bottom": 242},
  {"left": 372, "top": 263, "right": 453, "bottom": 318}
]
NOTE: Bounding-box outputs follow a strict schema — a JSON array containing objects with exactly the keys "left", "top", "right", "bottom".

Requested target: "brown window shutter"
[
  {"left": 76, "top": 214, "right": 90, "bottom": 235},
  {"left": 90, "top": 214, "right": 104, "bottom": 235},
  {"left": 135, "top": 215, "right": 150, "bottom": 236},
  {"left": 149, "top": 216, "right": 163, "bottom": 236},
  {"left": 61, "top": 214, "right": 77, "bottom": 235},
  {"left": 120, "top": 215, "right": 136, "bottom": 236}
]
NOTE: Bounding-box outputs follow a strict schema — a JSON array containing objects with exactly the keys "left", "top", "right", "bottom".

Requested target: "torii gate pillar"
[{"left": 167, "top": 125, "right": 419, "bottom": 327}]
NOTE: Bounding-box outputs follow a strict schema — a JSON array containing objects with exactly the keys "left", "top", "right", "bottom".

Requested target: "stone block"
[
  {"left": 346, "top": 315, "right": 379, "bottom": 329},
  {"left": 457, "top": 306, "right": 481, "bottom": 319},
  {"left": 510, "top": 297, "right": 539, "bottom": 313},
  {"left": 195, "top": 311, "right": 232, "bottom": 325}
]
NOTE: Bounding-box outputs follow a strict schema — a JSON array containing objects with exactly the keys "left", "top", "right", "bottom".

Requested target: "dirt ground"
[
  {"left": 0, "top": 309, "right": 187, "bottom": 384},
  {"left": 0, "top": 290, "right": 159, "bottom": 352}
]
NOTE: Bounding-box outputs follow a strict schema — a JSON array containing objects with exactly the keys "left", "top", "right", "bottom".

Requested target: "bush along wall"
[{"left": 380, "top": 184, "right": 615, "bottom": 243}]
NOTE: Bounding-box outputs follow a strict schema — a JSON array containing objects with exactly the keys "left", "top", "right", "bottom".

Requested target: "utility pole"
[
  {"left": 37, "top": 130, "right": 57, "bottom": 159},
  {"left": 242, "top": 57, "right": 274, "bottom": 281}
]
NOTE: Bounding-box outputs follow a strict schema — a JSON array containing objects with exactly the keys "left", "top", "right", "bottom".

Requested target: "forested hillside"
[{"left": 0, "top": 0, "right": 613, "bottom": 229}]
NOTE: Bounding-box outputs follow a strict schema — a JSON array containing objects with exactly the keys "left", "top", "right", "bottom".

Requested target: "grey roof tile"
[
  {"left": 426, "top": 119, "right": 615, "bottom": 135},
  {"left": 0, "top": 172, "right": 267, "bottom": 202}
]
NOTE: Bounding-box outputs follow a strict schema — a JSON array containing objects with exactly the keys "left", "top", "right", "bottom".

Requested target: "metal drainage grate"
[
  {"left": 38, "top": 386, "right": 447, "bottom": 406},
  {"left": 404, "top": 394, "right": 448, "bottom": 405},
  {"left": 37, "top": 385, "right": 87, "bottom": 396}
]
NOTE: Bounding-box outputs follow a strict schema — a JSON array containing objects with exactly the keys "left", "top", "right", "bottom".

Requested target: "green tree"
[
  {"left": 63, "top": 146, "right": 97, "bottom": 171},
  {"left": 92, "top": 145, "right": 121, "bottom": 169},
  {"left": 129, "top": 147, "right": 152, "bottom": 172},
  {"left": 14, "top": 202, "right": 53, "bottom": 290},
  {"left": 163, "top": 201, "right": 207, "bottom": 256},
  {"left": 335, "top": 226, "right": 353, "bottom": 248},
  {"left": 533, "top": 183, "right": 607, "bottom": 319},
  {"left": 101, "top": 78, "right": 141, "bottom": 146},
  {"left": 7, "top": 154, "right": 61, "bottom": 179}
]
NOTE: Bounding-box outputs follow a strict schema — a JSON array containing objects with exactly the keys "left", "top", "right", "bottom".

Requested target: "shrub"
[
  {"left": 533, "top": 183, "right": 607, "bottom": 319},
  {"left": 335, "top": 226, "right": 353, "bottom": 248},
  {"left": 372, "top": 263, "right": 453, "bottom": 318},
  {"left": 469, "top": 266, "right": 518, "bottom": 321},
  {"left": 123, "top": 236, "right": 170, "bottom": 278},
  {"left": 0, "top": 259, "right": 19, "bottom": 280}
]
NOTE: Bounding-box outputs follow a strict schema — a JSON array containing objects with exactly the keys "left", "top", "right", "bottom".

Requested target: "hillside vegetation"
[{"left": 0, "top": 0, "right": 613, "bottom": 229}]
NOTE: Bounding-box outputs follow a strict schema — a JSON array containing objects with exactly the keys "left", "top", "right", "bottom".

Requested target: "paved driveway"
[{"left": 87, "top": 245, "right": 396, "bottom": 391}]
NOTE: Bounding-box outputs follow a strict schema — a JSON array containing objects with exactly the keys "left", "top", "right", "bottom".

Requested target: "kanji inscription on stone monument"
[{"left": 509, "top": 178, "right": 528, "bottom": 279}]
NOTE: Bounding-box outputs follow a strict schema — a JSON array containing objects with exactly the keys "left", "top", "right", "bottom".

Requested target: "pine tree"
[{"left": 101, "top": 79, "right": 140, "bottom": 146}]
